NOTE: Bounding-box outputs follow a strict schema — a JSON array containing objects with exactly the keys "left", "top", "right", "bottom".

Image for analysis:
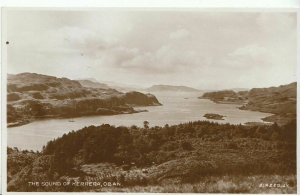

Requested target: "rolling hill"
[
  {"left": 76, "top": 79, "right": 110, "bottom": 89},
  {"left": 7, "top": 73, "right": 161, "bottom": 127},
  {"left": 200, "top": 82, "right": 296, "bottom": 125}
]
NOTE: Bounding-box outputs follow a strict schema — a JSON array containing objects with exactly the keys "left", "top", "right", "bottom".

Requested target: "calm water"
[{"left": 8, "top": 92, "right": 272, "bottom": 151}]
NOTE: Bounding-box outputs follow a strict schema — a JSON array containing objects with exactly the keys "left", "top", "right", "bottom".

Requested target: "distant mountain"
[
  {"left": 76, "top": 78, "right": 141, "bottom": 92},
  {"left": 7, "top": 73, "right": 161, "bottom": 127},
  {"left": 76, "top": 79, "right": 109, "bottom": 89},
  {"left": 230, "top": 88, "right": 249, "bottom": 92},
  {"left": 99, "top": 81, "right": 143, "bottom": 93},
  {"left": 146, "top": 85, "right": 201, "bottom": 93},
  {"left": 200, "top": 82, "right": 297, "bottom": 125}
]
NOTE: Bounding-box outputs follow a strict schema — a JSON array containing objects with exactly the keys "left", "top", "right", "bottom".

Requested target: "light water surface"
[{"left": 8, "top": 93, "right": 272, "bottom": 151}]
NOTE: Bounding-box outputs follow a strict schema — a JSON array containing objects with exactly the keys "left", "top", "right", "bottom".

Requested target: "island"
[
  {"left": 199, "top": 90, "right": 247, "bottom": 104},
  {"left": 146, "top": 84, "right": 201, "bottom": 93},
  {"left": 203, "top": 113, "right": 225, "bottom": 120}
]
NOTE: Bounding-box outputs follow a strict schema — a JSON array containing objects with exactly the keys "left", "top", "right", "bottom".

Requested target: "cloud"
[
  {"left": 229, "top": 44, "right": 267, "bottom": 58},
  {"left": 104, "top": 43, "right": 203, "bottom": 75},
  {"left": 256, "top": 13, "right": 296, "bottom": 36},
  {"left": 6, "top": 11, "right": 296, "bottom": 89},
  {"left": 169, "top": 29, "right": 190, "bottom": 39},
  {"left": 219, "top": 44, "right": 269, "bottom": 69}
]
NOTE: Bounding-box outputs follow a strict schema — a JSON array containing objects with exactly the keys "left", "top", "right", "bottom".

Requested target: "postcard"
[{"left": 2, "top": 7, "right": 298, "bottom": 194}]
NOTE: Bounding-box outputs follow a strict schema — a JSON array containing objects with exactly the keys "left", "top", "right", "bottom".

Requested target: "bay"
[{"left": 7, "top": 92, "right": 272, "bottom": 151}]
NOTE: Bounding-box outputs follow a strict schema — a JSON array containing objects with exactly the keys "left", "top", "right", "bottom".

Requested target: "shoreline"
[
  {"left": 8, "top": 117, "right": 276, "bottom": 151},
  {"left": 201, "top": 98, "right": 295, "bottom": 126},
  {"left": 7, "top": 108, "right": 152, "bottom": 128}
]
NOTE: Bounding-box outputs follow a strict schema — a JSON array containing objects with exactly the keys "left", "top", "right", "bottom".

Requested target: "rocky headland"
[
  {"left": 199, "top": 82, "right": 296, "bottom": 125},
  {"left": 7, "top": 73, "right": 161, "bottom": 127}
]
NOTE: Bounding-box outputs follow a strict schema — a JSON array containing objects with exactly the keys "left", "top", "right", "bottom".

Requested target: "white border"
[
  {"left": 1, "top": 2, "right": 299, "bottom": 195},
  {"left": 0, "top": 0, "right": 299, "bottom": 8},
  {"left": 1, "top": 7, "right": 7, "bottom": 195},
  {"left": 296, "top": 8, "right": 300, "bottom": 195},
  {"left": 0, "top": 6, "right": 2, "bottom": 195}
]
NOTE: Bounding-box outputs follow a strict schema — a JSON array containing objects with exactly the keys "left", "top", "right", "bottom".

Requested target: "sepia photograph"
[{"left": 3, "top": 8, "right": 297, "bottom": 193}]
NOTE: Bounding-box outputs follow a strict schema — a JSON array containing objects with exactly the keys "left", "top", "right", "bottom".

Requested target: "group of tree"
[{"left": 41, "top": 119, "right": 296, "bottom": 175}]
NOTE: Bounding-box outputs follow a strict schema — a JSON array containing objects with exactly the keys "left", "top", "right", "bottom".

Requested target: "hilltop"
[
  {"left": 76, "top": 79, "right": 110, "bottom": 89},
  {"left": 7, "top": 73, "right": 161, "bottom": 127},
  {"left": 77, "top": 79, "right": 141, "bottom": 92}
]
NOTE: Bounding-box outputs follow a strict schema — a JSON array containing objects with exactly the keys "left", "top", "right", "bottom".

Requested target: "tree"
[
  {"left": 143, "top": 121, "right": 149, "bottom": 129},
  {"left": 181, "top": 141, "right": 193, "bottom": 151}
]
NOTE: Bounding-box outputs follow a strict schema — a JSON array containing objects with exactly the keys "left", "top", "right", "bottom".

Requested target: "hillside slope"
[
  {"left": 7, "top": 120, "right": 296, "bottom": 192},
  {"left": 200, "top": 82, "right": 296, "bottom": 125},
  {"left": 76, "top": 79, "right": 110, "bottom": 89},
  {"left": 7, "top": 73, "right": 161, "bottom": 127}
]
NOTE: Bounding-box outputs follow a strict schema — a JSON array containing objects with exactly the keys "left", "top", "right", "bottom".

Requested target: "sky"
[{"left": 5, "top": 10, "right": 297, "bottom": 90}]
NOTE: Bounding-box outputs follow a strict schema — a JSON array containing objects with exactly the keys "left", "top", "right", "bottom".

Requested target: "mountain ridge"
[{"left": 146, "top": 84, "right": 201, "bottom": 93}]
